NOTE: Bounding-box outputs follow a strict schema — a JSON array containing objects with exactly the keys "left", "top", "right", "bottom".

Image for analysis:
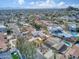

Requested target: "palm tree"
[
  {"left": 16, "top": 37, "right": 36, "bottom": 59},
  {"left": 53, "top": 51, "right": 57, "bottom": 59}
]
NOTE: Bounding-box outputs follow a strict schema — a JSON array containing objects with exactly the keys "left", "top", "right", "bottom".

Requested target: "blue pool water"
[{"left": 71, "top": 32, "right": 78, "bottom": 37}]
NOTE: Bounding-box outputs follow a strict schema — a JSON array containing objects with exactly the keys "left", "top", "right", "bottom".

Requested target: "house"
[
  {"left": 0, "top": 25, "right": 6, "bottom": 33},
  {"left": 0, "top": 33, "right": 8, "bottom": 51},
  {"left": 36, "top": 44, "right": 54, "bottom": 59},
  {"left": 48, "top": 25, "right": 74, "bottom": 39},
  {"left": 44, "top": 37, "right": 69, "bottom": 54},
  {"left": 36, "top": 43, "right": 65, "bottom": 59},
  {"left": 48, "top": 25, "right": 64, "bottom": 37},
  {"left": 21, "top": 25, "right": 35, "bottom": 33},
  {"left": 62, "top": 32, "right": 73, "bottom": 38},
  {"left": 65, "top": 45, "right": 79, "bottom": 59},
  {"left": 32, "top": 31, "right": 44, "bottom": 37},
  {"left": 68, "top": 23, "right": 76, "bottom": 33},
  {"left": 8, "top": 24, "right": 21, "bottom": 36}
]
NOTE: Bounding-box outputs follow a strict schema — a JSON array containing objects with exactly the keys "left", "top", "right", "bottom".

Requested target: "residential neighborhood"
[{"left": 0, "top": 0, "right": 79, "bottom": 59}]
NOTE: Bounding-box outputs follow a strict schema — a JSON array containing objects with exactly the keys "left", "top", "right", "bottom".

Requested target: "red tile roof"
[
  {"left": 69, "top": 45, "right": 79, "bottom": 57},
  {"left": 0, "top": 33, "right": 7, "bottom": 50},
  {"left": 66, "top": 45, "right": 79, "bottom": 57}
]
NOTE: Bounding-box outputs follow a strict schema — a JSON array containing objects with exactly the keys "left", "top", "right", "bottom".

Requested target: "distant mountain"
[{"left": 66, "top": 6, "right": 79, "bottom": 11}]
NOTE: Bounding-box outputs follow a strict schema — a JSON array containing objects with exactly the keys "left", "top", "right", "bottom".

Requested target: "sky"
[{"left": 0, "top": 0, "right": 79, "bottom": 9}]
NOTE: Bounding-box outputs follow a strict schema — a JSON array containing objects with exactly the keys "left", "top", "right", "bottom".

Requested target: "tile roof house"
[
  {"left": 65, "top": 45, "right": 79, "bottom": 59},
  {"left": 0, "top": 33, "right": 7, "bottom": 51},
  {"left": 68, "top": 45, "right": 79, "bottom": 57}
]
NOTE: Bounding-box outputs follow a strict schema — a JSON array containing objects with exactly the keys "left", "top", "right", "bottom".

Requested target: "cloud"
[
  {"left": 71, "top": 4, "right": 79, "bottom": 8},
  {"left": 28, "top": 0, "right": 68, "bottom": 9},
  {"left": 58, "top": 2, "right": 65, "bottom": 6},
  {"left": 30, "top": 2, "right": 35, "bottom": 5},
  {"left": 57, "top": 2, "right": 68, "bottom": 8},
  {"left": 29, "top": 0, "right": 53, "bottom": 9},
  {"left": 27, "top": 0, "right": 79, "bottom": 9},
  {"left": 17, "top": 0, "right": 25, "bottom": 6}
]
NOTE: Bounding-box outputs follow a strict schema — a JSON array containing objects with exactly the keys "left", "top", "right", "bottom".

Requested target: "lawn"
[{"left": 11, "top": 52, "right": 20, "bottom": 59}]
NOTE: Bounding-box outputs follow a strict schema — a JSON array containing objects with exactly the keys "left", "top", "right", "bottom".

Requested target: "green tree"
[
  {"left": 34, "top": 23, "right": 41, "bottom": 30},
  {"left": 7, "top": 29, "right": 13, "bottom": 35}
]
